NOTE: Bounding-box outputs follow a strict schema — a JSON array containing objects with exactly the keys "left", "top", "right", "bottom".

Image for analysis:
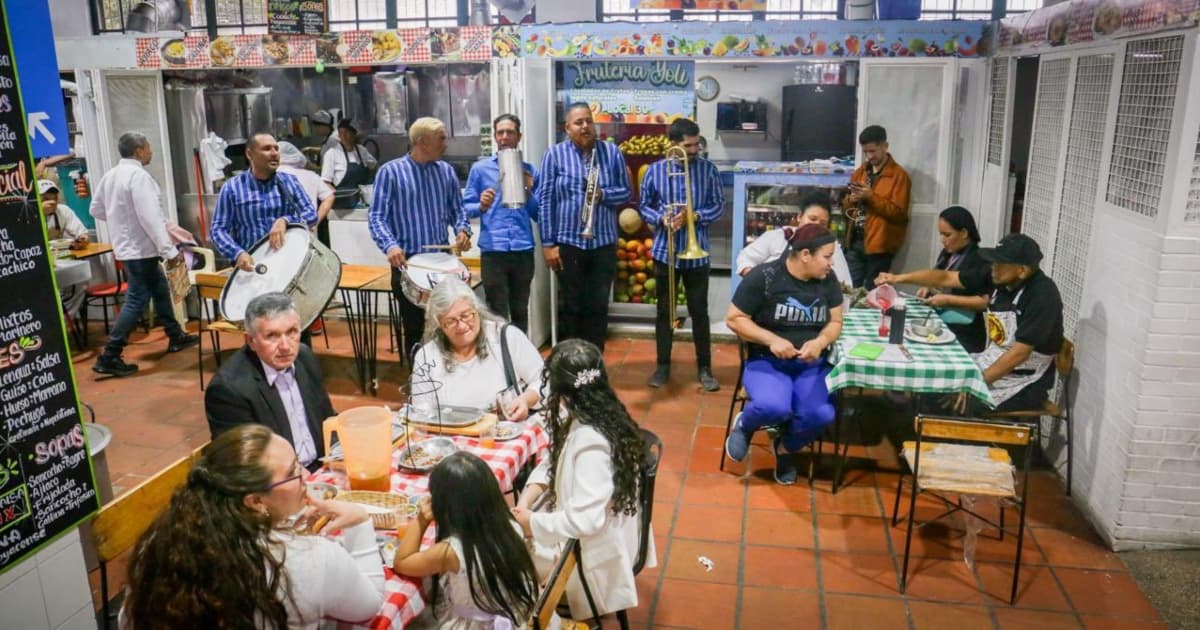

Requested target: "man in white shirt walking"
[{"left": 89, "top": 132, "right": 198, "bottom": 377}]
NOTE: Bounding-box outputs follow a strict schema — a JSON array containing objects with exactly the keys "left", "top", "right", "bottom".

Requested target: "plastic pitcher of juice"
[{"left": 324, "top": 407, "right": 393, "bottom": 492}]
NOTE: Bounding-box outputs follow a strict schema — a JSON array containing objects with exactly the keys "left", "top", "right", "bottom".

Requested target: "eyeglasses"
[
  {"left": 440, "top": 310, "right": 478, "bottom": 329},
  {"left": 263, "top": 461, "right": 305, "bottom": 491}
]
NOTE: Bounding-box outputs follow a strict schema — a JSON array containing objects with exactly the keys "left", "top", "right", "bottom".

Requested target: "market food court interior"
[{"left": 3, "top": 0, "right": 1199, "bottom": 628}]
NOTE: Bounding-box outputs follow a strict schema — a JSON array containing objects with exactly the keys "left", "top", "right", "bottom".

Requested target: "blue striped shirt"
[
  {"left": 210, "top": 170, "right": 318, "bottom": 260},
  {"left": 537, "top": 140, "right": 631, "bottom": 249},
  {"left": 639, "top": 156, "right": 725, "bottom": 269},
  {"left": 369, "top": 155, "right": 469, "bottom": 256},
  {"left": 463, "top": 156, "right": 539, "bottom": 252}
]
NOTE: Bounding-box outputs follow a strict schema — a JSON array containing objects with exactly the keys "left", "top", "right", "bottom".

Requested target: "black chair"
[
  {"left": 892, "top": 415, "right": 1037, "bottom": 605},
  {"left": 609, "top": 428, "right": 662, "bottom": 630}
]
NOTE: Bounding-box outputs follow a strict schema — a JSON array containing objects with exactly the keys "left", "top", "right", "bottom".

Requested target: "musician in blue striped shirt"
[
  {"left": 639, "top": 119, "right": 725, "bottom": 392},
  {"left": 537, "top": 103, "right": 632, "bottom": 351},
  {"left": 369, "top": 117, "right": 471, "bottom": 356},
  {"left": 210, "top": 133, "right": 318, "bottom": 271}
]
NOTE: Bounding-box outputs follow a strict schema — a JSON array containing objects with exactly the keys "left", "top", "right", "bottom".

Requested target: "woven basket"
[{"left": 339, "top": 491, "right": 418, "bottom": 529}]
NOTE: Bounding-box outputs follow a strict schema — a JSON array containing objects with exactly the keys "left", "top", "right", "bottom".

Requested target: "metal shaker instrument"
[{"left": 498, "top": 148, "right": 527, "bottom": 209}]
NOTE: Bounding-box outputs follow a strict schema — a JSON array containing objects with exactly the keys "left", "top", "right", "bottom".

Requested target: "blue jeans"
[
  {"left": 101, "top": 257, "right": 185, "bottom": 361},
  {"left": 741, "top": 355, "right": 836, "bottom": 452}
]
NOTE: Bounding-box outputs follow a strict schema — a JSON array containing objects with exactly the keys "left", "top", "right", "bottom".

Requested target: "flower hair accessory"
[{"left": 572, "top": 368, "right": 601, "bottom": 389}]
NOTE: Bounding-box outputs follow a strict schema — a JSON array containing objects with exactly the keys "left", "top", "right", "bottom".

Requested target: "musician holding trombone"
[
  {"left": 463, "top": 114, "right": 539, "bottom": 333},
  {"left": 537, "top": 103, "right": 632, "bottom": 351},
  {"left": 639, "top": 118, "right": 724, "bottom": 392},
  {"left": 369, "top": 117, "right": 472, "bottom": 356}
]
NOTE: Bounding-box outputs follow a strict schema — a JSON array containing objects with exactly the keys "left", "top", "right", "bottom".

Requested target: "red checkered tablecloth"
[{"left": 315, "top": 423, "right": 549, "bottom": 629}]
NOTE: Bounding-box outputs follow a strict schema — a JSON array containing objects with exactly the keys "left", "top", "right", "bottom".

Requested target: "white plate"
[
  {"left": 306, "top": 482, "right": 339, "bottom": 502},
  {"left": 493, "top": 421, "right": 524, "bottom": 441},
  {"left": 904, "top": 326, "right": 956, "bottom": 345}
]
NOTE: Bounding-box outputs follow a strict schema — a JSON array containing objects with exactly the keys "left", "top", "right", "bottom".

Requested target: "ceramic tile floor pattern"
[{"left": 70, "top": 319, "right": 1166, "bottom": 629}]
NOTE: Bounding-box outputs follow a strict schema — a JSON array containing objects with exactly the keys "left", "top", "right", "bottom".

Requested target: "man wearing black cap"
[{"left": 876, "top": 233, "right": 1064, "bottom": 411}]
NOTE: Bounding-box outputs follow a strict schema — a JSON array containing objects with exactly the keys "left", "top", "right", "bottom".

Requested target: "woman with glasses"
[
  {"left": 408, "top": 277, "right": 543, "bottom": 421},
  {"left": 122, "top": 425, "right": 384, "bottom": 629}
]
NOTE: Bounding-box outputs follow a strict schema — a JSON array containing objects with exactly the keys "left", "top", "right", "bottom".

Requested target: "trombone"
[{"left": 662, "top": 146, "right": 708, "bottom": 322}]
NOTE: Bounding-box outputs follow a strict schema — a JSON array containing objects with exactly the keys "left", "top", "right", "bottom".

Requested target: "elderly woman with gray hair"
[{"left": 408, "top": 277, "right": 543, "bottom": 421}]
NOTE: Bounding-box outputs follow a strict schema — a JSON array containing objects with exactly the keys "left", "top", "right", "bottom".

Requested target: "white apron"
[{"left": 970, "top": 287, "right": 1054, "bottom": 406}]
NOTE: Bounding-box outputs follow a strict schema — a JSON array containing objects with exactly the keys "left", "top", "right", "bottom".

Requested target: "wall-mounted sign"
[
  {"left": 267, "top": 0, "right": 327, "bottom": 37},
  {"left": 0, "top": 0, "right": 99, "bottom": 575},
  {"left": 633, "top": 0, "right": 766, "bottom": 9},
  {"left": 997, "top": 0, "right": 1199, "bottom": 51},
  {"left": 564, "top": 60, "right": 695, "bottom": 124}
]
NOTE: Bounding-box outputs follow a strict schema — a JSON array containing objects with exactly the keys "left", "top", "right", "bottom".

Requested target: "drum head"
[
  {"left": 220, "top": 226, "right": 312, "bottom": 323},
  {"left": 401, "top": 253, "right": 469, "bottom": 308}
]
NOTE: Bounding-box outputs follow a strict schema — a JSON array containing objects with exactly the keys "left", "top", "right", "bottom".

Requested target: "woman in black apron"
[
  {"left": 323, "top": 121, "right": 375, "bottom": 245},
  {"left": 918, "top": 206, "right": 988, "bottom": 353}
]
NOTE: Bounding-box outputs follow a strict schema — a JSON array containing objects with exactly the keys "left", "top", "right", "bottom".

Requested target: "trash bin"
[{"left": 78, "top": 423, "right": 113, "bottom": 572}]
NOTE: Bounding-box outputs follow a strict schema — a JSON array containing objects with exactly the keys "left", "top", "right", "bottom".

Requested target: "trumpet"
[
  {"left": 580, "top": 149, "right": 599, "bottom": 239},
  {"left": 662, "top": 146, "right": 708, "bottom": 317}
]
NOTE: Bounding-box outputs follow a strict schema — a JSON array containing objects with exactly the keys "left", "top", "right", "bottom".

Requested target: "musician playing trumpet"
[
  {"left": 369, "top": 117, "right": 472, "bottom": 357},
  {"left": 537, "top": 103, "right": 632, "bottom": 351},
  {"left": 639, "top": 119, "right": 724, "bottom": 391}
]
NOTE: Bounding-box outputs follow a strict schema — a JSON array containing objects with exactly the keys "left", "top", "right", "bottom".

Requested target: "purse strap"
[{"left": 499, "top": 323, "right": 518, "bottom": 392}]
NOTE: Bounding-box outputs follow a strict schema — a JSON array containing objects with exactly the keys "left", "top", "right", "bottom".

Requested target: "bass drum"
[
  {"left": 220, "top": 224, "right": 342, "bottom": 329},
  {"left": 400, "top": 252, "right": 470, "bottom": 309}
]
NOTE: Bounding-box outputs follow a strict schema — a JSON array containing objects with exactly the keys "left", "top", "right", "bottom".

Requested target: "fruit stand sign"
[{"left": 563, "top": 60, "right": 696, "bottom": 124}]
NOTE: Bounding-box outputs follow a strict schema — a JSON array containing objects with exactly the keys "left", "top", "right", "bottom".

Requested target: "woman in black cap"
[
  {"left": 723, "top": 224, "right": 845, "bottom": 485},
  {"left": 914, "top": 206, "right": 988, "bottom": 353}
]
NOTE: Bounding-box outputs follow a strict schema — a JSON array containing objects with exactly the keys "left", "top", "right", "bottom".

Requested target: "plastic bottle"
[{"left": 889, "top": 297, "right": 907, "bottom": 345}]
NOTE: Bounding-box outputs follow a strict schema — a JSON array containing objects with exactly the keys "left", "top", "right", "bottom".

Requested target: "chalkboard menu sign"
[
  {"left": 268, "top": 0, "right": 327, "bottom": 37},
  {"left": 0, "top": 0, "right": 99, "bottom": 574}
]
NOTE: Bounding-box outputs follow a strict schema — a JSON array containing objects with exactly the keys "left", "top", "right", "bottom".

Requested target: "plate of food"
[
  {"left": 429, "top": 28, "right": 461, "bottom": 57},
  {"left": 306, "top": 482, "right": 339, "bottom": 502},
  {"left": 210, "top": 36, "right": 235, "bottom": 66},
  {"left": 1093, "top": 1, "right": 1122, "bottom": 35},
  {"left": 262, "top": 35, "right": 290, "bottom": 64},
  {"left": 161, "top": 38, "right": 187, "bottom": 66},
  {"left": 372, "top": 31, "right": 403, "bottom": 62},
  {"left": 494, "top": 421, "right": 524, "bottom": 442},
  {"left": 904, "top": 323, "right": 956, "bottom": 345},
  {"left": 396, "top": 437, "right": 458, "bottom": 473},
  {"left": 1047, "top": 15, "right": 1068, "bottom": 46}
]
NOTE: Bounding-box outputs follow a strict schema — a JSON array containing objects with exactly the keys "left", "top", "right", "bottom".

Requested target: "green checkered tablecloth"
[{"left": 827, "top": 304, "right": 994, "bottom": 406}]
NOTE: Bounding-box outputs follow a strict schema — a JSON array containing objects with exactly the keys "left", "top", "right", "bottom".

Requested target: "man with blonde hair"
[{"left": 369, "top": 117, "right": 471, "bottom": 357}]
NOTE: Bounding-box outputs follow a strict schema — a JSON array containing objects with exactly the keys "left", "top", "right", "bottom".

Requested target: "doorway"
[{"left": 1007, "top": 56, "right": 1039, "bottom": 234}]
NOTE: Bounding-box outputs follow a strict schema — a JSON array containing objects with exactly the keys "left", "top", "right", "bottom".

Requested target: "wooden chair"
[
  {"left": 531, "top": 538, "right": 601, "bottom": 630},
  {"left": 986, "top": 339, "right": 1075, "bottom": 495},
  {"left": 90, "top": 443, "right": 208, "bottom": 628},
  {"left": 194, "top": 271, "right": 244, "bottom": 391},
  {"left": 893, "top": 415, "right": 1036, "bottom": 605}
]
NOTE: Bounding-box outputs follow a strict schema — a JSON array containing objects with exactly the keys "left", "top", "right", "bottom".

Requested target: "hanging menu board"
[
  {"left": 267, "top": 0, "right": 327, "bottom": 37},
  {"left": 0, "top": 0, "right": 99, "bottom": 574}
]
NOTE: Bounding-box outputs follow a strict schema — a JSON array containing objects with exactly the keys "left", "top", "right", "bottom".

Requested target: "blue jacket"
[{"left": 463, "top": 155, "right": 539, "bottom": 252}]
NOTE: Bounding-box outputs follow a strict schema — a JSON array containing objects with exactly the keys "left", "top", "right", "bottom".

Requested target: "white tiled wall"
[{"left": 0, "top": 529, "right": 95, "bottom": 630}]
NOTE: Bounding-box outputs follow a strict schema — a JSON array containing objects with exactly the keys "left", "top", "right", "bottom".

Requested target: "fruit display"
[
  {"left": 619, "top": 134, "right": 672, "bottom": 157},
  {"left": 613, "top": 220, "right": 686, "bottom": 306}
]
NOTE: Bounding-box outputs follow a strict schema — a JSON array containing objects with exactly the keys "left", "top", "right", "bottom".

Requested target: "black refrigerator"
[{"left": 780, "top": 84, "right": 858, "bottom": 162}]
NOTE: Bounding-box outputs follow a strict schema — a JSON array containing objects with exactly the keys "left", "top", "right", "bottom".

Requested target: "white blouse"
[{"left": 409, "top": 322, "right": 544, "bottom": 412}]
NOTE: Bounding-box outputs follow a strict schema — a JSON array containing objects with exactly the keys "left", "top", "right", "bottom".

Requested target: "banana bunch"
[{"left": 619, "top": 135, "right": 672, "bottom": 157}]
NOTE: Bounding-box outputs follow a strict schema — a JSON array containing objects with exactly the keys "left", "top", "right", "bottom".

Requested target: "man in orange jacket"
[{"left": 842, "top": 125, "right": 911, "bottom": 289}]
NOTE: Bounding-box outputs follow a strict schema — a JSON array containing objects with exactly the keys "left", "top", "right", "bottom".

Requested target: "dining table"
[
  {"left": 824, "top": 303, "right": 995, "bottom": 491},
  {"left": 66, "top": 241, "right": 113, "bottom": 260},
  {"left": 336, "top": 265, "right": 392, "bottom": 395},
  {"left": 309, "top": 421, "right": 550, "bottom": 629}
]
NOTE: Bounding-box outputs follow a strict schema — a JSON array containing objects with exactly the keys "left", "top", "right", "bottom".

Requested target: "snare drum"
[
  {"left": 220, "top": 224, "right": 342, "bottom": 328},
  {"left": 400, "top": 252, "right": 470, "bottom": 308}
]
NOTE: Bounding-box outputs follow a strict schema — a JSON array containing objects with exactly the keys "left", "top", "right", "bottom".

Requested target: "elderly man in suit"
[{"left": 205, "top": 292, "right": 336, "bottom": 470}]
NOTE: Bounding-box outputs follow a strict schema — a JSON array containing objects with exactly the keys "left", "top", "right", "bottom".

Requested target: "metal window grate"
[
  {"left": 1188, "top": 128, "right": 1200, "bottom": 224},
  {"left": 987, "top": 60, "right": 1009, "bottom": 166},
  {"left": 1106, "top": 36, "right": 1184, "bottom": 219},
  {"left": 1021, "top": 57, "right": 1070, "bottom": 250},
  {"left": 1055, "top": 54, "right": 1114, "bottom": 339}
]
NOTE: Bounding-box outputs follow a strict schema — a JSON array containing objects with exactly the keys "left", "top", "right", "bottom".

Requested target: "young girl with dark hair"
[
  {"left": 393, "top": 452, "right": 544, "bottom": 629},
  {"left": 123, "top": 425, "right": 383, "bottom": 629},
  {"left": 512, "top": 338, "right": 655, "bottom": 620}
]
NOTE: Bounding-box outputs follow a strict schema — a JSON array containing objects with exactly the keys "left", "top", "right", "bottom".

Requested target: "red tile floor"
[{"left": 71, "top": 318, "right": 1165, "bottom": 629}]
